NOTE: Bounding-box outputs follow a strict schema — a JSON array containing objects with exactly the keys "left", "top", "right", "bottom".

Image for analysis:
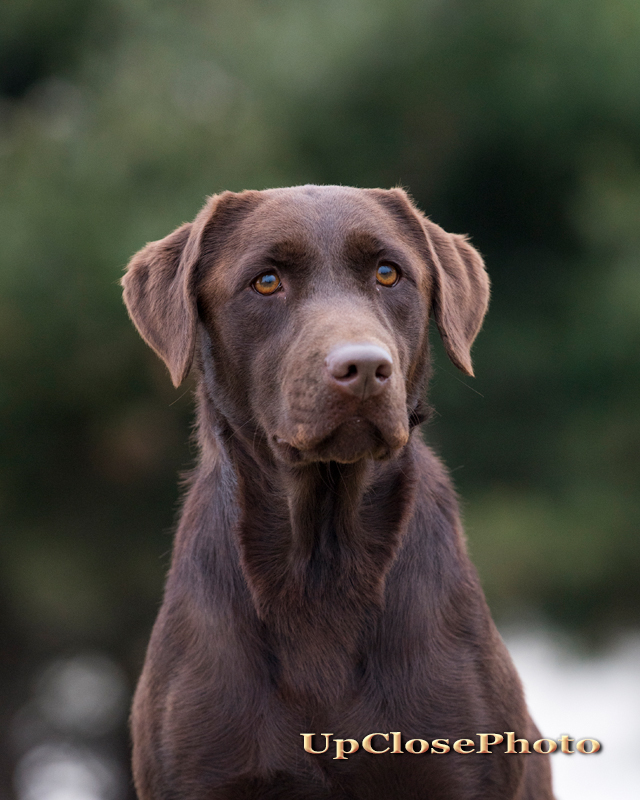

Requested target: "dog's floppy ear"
[
  {"left": 122, "top": 218, "right": 199, "bottom": 387},
  {"left": 122, "top": 192, "right": 258, "bottom": 387},
  {"left": 420, "top": 216, "right": 490, "bottom": 376},
  {"left": 372, "top": 188, "right": 490, "bottom": 377}
]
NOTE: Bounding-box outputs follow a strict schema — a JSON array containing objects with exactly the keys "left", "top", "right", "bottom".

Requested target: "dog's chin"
[{"left": 272, "top": 418, "right": 404, "bottom": 466}]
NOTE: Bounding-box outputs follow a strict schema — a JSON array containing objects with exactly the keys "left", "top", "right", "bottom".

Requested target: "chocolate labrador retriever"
[{"left": 122, "top": 185, "right": 554, "bottom": 799}]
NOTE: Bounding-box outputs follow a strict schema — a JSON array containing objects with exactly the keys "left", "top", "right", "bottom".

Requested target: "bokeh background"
[{"left": 1, "top": 1, "right": 639, "bottom": 798}]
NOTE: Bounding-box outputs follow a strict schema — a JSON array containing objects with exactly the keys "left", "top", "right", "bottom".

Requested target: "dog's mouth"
[{"left": 273, "top": 417, "right": 403, "bottom": 465}]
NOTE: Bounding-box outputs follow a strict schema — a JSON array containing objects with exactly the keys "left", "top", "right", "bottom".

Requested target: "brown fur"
[{"left": 122, "top": 185, "right": 554, "bottom": 799}]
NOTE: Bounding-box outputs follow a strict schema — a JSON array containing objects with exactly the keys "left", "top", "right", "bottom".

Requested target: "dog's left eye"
[
  {"left": 253, "top": 272, "right": 282, "bottom": 295},
  {"left": 376, "top": 263, "right": 399, "bottom": 287}
]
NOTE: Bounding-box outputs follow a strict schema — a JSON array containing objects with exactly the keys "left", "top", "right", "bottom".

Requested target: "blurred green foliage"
[{"left": 1, "top": 0, "right": 639, "bottom": 791}]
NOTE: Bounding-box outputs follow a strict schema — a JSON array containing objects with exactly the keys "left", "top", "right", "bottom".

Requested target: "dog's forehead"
[{"left": 236, "top": 185, "right": 400, "bottom": 249}]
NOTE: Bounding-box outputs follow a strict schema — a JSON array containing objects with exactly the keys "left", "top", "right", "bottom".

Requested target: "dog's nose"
[{"left": 325, "top": 344, "right": 393, "bottom": 400}]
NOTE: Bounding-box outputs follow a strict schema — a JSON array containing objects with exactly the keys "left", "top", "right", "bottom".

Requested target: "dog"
[{"left": 122, "top": 185, "right": 554, "bottom": 799}]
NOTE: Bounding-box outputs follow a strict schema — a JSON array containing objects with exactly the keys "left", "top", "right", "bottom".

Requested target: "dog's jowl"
[{"left": 122, "top": 185, "right": 555, "bottom": 799}]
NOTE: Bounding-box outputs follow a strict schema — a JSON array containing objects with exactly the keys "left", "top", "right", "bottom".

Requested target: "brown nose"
[{"left": 325, "top": 344, "right": 393, "bottom": 400}]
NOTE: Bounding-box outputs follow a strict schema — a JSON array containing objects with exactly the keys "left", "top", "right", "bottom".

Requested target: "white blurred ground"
[{"left": 505, "top": 629, "right": 640, "bottom": 800}]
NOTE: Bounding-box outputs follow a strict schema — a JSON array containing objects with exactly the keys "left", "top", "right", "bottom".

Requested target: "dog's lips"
[
  {"left": 273, "top": 436, "right": 303, "bottom": 463},
  {"left": 272, "top": 416, "right": 408, "bottom": 464}
]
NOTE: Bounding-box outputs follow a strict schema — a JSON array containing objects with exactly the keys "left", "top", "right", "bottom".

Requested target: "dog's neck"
[{"left": 199, "top": 393, "right": 418, "bottom": 706}]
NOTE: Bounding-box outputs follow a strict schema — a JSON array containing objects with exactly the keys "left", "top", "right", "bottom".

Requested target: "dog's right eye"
[
  {"left": 252, "top": 272, "right": 282, "bottom": 295},
  {"left": 376, "top": 263, "right": 400, "bottom": 287}
]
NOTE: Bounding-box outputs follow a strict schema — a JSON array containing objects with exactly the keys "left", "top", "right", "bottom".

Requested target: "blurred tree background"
[{"left": 1, "top": 0, "right": 639, "bottom": 797}]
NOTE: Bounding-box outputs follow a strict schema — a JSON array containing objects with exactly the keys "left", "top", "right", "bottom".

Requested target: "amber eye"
[
  {"left": 253, "top": 272, "right": 281, "bottom": 295},
  {"left": 376, "top": 263, "right": 399, "bottom": 287}
]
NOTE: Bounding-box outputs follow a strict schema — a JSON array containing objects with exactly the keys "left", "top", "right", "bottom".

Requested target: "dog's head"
[{"left": 122, "top": 186, "right": 489, "bottom": 465}]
